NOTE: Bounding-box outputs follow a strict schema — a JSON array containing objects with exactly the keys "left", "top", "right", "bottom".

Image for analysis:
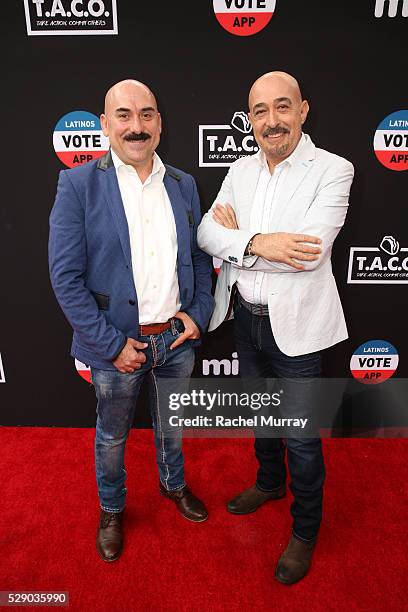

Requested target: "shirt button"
[{"left": 129, "top": 299, "right": 136, "bottom": 306}]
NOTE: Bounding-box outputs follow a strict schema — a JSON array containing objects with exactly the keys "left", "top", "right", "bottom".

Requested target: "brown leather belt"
[{"left": 139, "top": 321, "right": 171, "bottom": 335}]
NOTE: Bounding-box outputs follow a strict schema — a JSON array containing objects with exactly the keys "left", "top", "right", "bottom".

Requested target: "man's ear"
[
  {"left": 300, "top": 100, "right": 309, "bottom": 125},
  {"left": 100, "top": 113, "right": 109, "bottom": 137}
]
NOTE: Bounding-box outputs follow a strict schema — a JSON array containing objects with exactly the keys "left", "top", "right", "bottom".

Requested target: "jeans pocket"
[{"left": 173, "top": 318, "right": 185, "bottom": 335}]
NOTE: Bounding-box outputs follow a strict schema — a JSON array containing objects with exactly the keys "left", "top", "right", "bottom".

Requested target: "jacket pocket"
[{"left": 91, "top": 291, "right": 110, "bottom": 310}]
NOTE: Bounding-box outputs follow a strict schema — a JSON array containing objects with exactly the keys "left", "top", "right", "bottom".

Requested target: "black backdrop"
[{"left": 1, "top": 1, "right": 407, "bottom": 426}]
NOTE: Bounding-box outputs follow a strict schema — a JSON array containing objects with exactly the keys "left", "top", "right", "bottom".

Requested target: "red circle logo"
[
  {"left": 213, "top": 0, "right": 276, "bottom": 36},
  {"left": 373, "top": 110, "right": 408, "bottom": 172},
  {"left": 75, "top": 359, "right": 92, "bottom": 383},
  {"left": 53, "top": 110, "right": 109, "bottom": 169}
]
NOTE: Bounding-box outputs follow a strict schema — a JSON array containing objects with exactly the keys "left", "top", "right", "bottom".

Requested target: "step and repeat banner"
[{"left": 0, "top": 1, "right": 407, "bottom": 426}]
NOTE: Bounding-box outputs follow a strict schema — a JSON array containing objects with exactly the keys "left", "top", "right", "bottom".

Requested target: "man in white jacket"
[{"left": 197, "top": 71, "right": 354, "bottom": 585}]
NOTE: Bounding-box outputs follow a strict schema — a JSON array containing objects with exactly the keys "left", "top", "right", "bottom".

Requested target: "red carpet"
[{"left": 1, "top": 428, "right": 407, "bottom": 611}]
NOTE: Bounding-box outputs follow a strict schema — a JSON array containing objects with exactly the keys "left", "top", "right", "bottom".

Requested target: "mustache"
[
  {"left": 124, "top": 132, "right": 151, "bottom": 142},
  {"left": 263, "top": 126, "right": 290, "bottom": 137}
]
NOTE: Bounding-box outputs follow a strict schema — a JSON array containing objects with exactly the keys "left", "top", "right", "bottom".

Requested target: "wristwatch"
[{"left": 244, "top": 234, "right": 259, "bottom": 256}]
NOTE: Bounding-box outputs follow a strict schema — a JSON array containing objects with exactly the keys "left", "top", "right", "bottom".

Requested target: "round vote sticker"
[
  {"left": 53, "top": 110, "right": 109, "bottom": 168},
  {"left": 75, "top": 359, "right": 92, "bottom": 384},
  {"left": 373, "top": 110, "right": 408, "bottom": 171},
  {"left": 213, "top": 0, "right": 276, "bottom": 36},
  {"left": 350, "top": 340, "right": 399, "bottom": 384},
  {"left": 213, "top": 256, "right": 222, "bottom": 275}
]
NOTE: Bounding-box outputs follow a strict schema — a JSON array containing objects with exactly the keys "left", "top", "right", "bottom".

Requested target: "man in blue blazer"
[{"left": 49, "top": 79, "right": 214, "bottom": 562}]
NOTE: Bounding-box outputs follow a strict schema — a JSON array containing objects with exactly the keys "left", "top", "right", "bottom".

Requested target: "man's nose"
[
  {"left": 130, "top": 114, "right": 143, "bottom": 133},
  {"left": 266, "top": 108, "right": 280, "bottom": 127}
]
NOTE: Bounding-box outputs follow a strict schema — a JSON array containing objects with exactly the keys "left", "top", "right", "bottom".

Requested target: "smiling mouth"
[
  {"left": 265, "top": 132, "right": 287, "bottom": 139},
  {"left": 125, "top": 139, "right": 149, "bottom": 147}
]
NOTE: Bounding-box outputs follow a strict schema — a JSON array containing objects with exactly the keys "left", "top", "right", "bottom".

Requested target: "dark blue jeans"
[
  {"left": 234, "top": 298, "right": 325, "bottom": 541},
  {"left": 91, "top": 318, "right": 195, "bottom": 513}
]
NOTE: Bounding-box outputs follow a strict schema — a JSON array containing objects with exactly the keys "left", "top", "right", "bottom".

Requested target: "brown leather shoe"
[
  {"left": 227, "top": 484, "right": 286, "bottom": 514},
  {"left": 96, "top": 509, "right": 124, "bottom": 562},
  {"left": 275, "top": 534, "right": 316, "bottom": 585},
  {"left": 159, "top": 482, "right": 208, "bottom": 522}
]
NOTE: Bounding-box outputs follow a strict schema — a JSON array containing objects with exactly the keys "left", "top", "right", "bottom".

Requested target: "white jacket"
[{"left": 197, "top": 135, "right": 354, "bottom": 356}]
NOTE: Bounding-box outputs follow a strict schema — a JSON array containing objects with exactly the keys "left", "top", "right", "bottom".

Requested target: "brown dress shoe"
[
  {"left": 227, "top": 484, "right": 286, "bottom": 514},
  {"left": 96, "top": 509, "right": 124, "bottom": 562},
  {"left": 275, "top": 534, "right": 316, "bottom": 585},
  {"left": 159, "top": 482, "right": 208, "bottom": 522}
]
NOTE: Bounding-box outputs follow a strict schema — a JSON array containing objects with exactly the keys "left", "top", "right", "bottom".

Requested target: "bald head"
[
  {"left": 247, "top": 71, "right": 309, "bottom": 170},
  {"left": 104, "top": 79, "right": 157, "bottom": 115},
  {"left": 100, "top": 78, "right": 162, "bottom": 178},
  {"left": 249, "top": 71, "right": 302, "bottom": 109}
]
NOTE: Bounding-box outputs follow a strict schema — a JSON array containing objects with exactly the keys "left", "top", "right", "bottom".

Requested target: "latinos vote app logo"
[
  {"left": 75, "top": 359, "right": 92, "bottom": 383},
  {"left": 213, "top": 0, "right": 276, "bottom": 36},
  {"left": 373, "top": 110, "right": 408, "bottom": 171},
  {"left": 350, "top": 340, "right": 399, "bottom": 384},
  {"left": 53, "top": 111, "right": 109, "bottom": 168}
]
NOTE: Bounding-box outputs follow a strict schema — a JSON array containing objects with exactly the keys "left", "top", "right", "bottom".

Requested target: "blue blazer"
[{"left": 49, "top": 151, "right": 214, "bottom": 369}]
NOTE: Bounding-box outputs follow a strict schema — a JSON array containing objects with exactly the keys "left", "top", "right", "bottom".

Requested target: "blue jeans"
[
  {"left": 91, "top": 318, "right": 195, "bottom": 513},
  {"left": 234, "top": 297, "right": 325, "bottom": 541}
]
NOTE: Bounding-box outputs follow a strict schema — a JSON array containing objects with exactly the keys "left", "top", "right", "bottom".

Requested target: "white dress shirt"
[
  {"left": 111, "top": 149, "right": 181, "bottom": 324},
  {"left": 237, "top": 134, "right": 308, "bottom": 305}
]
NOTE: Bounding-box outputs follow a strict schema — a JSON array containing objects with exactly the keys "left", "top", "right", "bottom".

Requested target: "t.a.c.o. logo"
[
  {"left": 373, "top": 110, "right": 408, "bottom": 171},
  {"left": 350, "top": 340, "right": 399, "bottom": 384},
  {"left": 213, "top": 0, "right": 276, "bottom": 36},
  {"left": 53, "top": 111, "right": 109, "bottom": 168}
]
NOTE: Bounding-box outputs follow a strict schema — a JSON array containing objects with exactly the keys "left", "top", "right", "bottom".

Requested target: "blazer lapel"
[
  {"left": 163, "top": 171, "right": 190, "bottom": 265},
  {"left": 98, "top": 156, "right": 132, "bottom": 267},
  {"left": 271, "top": 137, "right": 316, "bottom": 228},
  {"left": 235, "top": 157, "right": 262, "bottom": 231}
]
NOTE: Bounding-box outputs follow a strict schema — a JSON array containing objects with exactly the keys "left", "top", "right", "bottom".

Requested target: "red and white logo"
[
  {"left": 53, "top": 110, "right": 109, "bottom": 168},
  {"left": 75, "top": 359, "right": 92, "bottom": 383},
  {"left": 350, "top": 340, "right": 399, "bottom": 384},
  {"left": 373, "top": 110, "right": 408, "bottom": 171},
  {"left": 213, "top": 257, "right": 222, "bottom": 275},
  {"left": 213, "top": 0, "right": 276, "bottom": 36}
]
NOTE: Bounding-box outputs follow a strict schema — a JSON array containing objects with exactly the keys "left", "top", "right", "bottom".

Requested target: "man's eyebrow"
[
  {"left": 252, "top": 102, "right": 268, "bottom": 112},
  {"left": 114, "top": 106, "right": 157, "bottom": 113},
  {"left": 274, "top": 97, "right": 292, "bottom": 104},
  {"left": 252, "top": 97, "right": 293, "bottom": 112}
]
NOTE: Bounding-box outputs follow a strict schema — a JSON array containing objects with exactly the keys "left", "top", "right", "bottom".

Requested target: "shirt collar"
[
  {"left": 110, "top": 148, "right": 165, "bottom": 181},
  {"left": 255, "top": 132, "right": 309, "bottom": 171}
]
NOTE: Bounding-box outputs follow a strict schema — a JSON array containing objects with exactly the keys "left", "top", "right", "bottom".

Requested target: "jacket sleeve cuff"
[
  {"left": 185, "top": 312, "right": 204, "bottom": 335},
  {"left": 111, "top": 336, "right": 127, "bottom": 361}
]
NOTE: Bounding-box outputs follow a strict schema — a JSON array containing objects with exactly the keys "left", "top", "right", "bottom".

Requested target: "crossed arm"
[
  {"left": 213, "top": 203, "right": 322, "bottom": 270},
  {"left": 197, "top": 159, "right": 354, "bottom": 273}
]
